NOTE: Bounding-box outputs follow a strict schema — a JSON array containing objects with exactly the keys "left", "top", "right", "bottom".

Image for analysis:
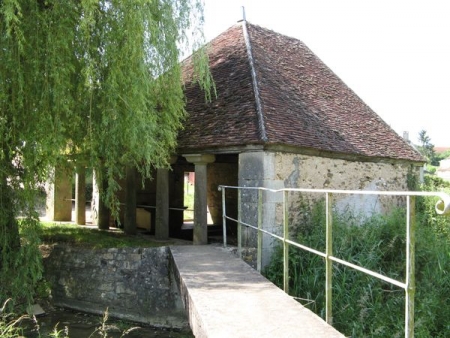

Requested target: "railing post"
[
  {"left": 257, "top": 189, "right": 263, "bottom": 272},
  {"left": 283, "top": 190, "right": 289, "bottom": 294},
  {"left": 325, "top": 192, "right": 333, "bottom": 325},
  {"left": 221, "top": 186, "right": 227, "bottom": 247},
  {"left": 405, "top": 195, "right": 416, "bottom": 338},
  {"left": 238, "top": 188, "right": 242, "bottom": 258}
]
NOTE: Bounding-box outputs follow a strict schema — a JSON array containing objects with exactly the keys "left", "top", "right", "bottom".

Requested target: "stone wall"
[
  {"left": 238, "top": 151, "right": 421, "bottom": 267},
  {"left": 276, "top": 153, "right": 415, "bottom": 188},
  {"left": 276, "top": 152, "right": 419, "bottom": 215},
  {"left": 207, "top": 162, "right": 239, "bottom": 227},
  {"left": 43, "top": 245, "right": 188, "bottom": 329}
]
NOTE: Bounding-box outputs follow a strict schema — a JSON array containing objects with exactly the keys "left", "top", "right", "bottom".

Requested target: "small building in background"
[{"left": 437, "top": 158, "right": 450, "bottom": 181}]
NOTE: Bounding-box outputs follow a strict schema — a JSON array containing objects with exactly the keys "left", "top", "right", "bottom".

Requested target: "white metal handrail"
[{"left": 218, "top": 185, "right": 450, "bottom": 338}]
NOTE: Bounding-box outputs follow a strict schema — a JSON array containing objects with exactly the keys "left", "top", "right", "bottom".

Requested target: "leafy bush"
[{"left": 264, "top": 197, "right": 450, "bottom": 337}]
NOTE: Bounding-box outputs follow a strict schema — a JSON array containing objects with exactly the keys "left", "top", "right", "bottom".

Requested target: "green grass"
[{"left": 37, "top": 222, "right": 175, "bottom": 249}]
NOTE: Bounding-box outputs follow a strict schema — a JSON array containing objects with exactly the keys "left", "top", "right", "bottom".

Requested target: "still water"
[{"left": 22, "top": 307, "right": 194, "bottom": 338}]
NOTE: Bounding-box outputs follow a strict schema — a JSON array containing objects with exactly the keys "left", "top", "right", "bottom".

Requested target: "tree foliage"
[
  {"left": 434, "top": 149, "right": 450, "bottom": 168},
  {"left": 1, "top": 0, "right": 212, "bottom": 306},
  {"left": 417, "top": 129, "right": 436, "bottom": 165}
]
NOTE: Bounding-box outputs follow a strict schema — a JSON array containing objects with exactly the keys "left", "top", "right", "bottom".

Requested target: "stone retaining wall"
[{"left": 43, "top": 245, "right": 188, "bottom": 329}]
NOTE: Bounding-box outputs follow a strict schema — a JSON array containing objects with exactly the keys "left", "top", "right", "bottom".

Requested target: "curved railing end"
[{"left": 435, "top": 193, "right": 450, "bottom": 215}]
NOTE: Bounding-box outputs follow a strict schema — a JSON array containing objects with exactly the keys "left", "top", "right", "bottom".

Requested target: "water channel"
[{"left": 22, "top": 306, "right": 193, "bottom": 338}]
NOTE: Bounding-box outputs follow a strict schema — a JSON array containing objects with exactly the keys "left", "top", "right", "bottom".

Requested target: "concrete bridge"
[{"left": 170, "top": 245, "right": 344, "bottom": 338}]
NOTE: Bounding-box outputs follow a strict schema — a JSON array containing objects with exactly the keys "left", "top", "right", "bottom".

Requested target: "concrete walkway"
[{"left": 170, "top": 245, "right": 344, "bottom": 338}]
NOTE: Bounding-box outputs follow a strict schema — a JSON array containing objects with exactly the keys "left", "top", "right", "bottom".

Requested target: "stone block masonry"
[
  {"left": 238, "top": 151, "right": 421, "bottom": 268},
  {"left": 43, "top": 245, "right": 188, "bottom": 329}
]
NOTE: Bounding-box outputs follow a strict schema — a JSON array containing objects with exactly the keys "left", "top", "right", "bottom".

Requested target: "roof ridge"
[{"left": 241, "top": 20, "right": 267, "bottom": 142}]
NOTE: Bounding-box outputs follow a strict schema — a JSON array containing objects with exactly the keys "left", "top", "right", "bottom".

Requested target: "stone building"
[
  {"left": 48, "top": 21, "right": 424, "bottom": 263},
  {"left": 177, "top": 20, "right": 424, "bottom": 265}
]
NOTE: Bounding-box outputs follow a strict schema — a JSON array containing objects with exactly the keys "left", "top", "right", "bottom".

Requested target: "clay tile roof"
[
  {"left": 178, "top": 22, "right": 423, "bottom": 163},
  {"left": 435, "top": 147, "right": 450, "bottom": 154}
]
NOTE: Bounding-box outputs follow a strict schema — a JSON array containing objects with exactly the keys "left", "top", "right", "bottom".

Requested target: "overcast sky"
[{"left": 202, "top": 0, "right": 450, "bottom": 147}]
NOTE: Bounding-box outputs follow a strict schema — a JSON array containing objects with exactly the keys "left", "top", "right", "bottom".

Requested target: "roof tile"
[{"left": 178, "top": 22, "right": 423, "bottom": 162}]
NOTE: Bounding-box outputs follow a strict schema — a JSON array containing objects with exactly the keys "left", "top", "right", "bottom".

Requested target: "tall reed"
[{"left": 265, "top": 193, "right": 450, "bottom": 337}]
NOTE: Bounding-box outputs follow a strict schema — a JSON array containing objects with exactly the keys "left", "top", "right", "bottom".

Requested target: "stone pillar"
[
  {"left": 124, "top": 166, "right": 137, "bottom": 235},
  {"left": 92, "top": 170, "right": 110, "bottom": 230},
  {"left": 97, "top": 181, "right": 110, "bottom": 230},
  {"left": 183, "top": 154, "right": 215, "bottom": 245},
  {"left": 75, "top": 166, "right": 86, "bottom": 225},
  {"left": 155, "top": 157, "right": 178, "bottom": 240},
  {"left": 156, "top": 168, "right": 170, "bottom": 240},
  {"left": 169, "top": 165, "right": 186, "bottom": 237},
  {"left": 91, "top": 171, "right": 100, "bottom": 226},
  {"left": 239, "top": 151, "right": 283, "bottom": 268},
  {"left": 46, "top": 166, "right": 72, "bottom": 222}
]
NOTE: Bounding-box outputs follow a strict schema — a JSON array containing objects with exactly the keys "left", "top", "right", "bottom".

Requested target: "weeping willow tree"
[{"left": 0, "top": 0, "right": 212, "bottom": 307}]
